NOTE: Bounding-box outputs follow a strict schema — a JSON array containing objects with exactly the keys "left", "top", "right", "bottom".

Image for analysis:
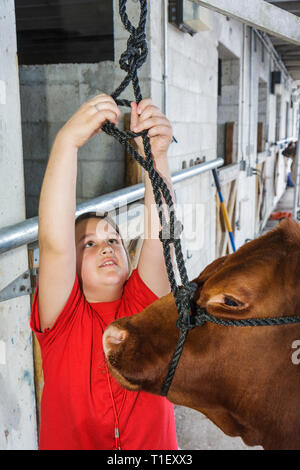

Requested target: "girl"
[{"left": 30, "top": 94, "right": 178, "bottom": 450}]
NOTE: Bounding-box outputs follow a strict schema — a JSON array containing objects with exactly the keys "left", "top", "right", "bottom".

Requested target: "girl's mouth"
[{"left": 99, "top": 259, "right": 118, "bottom": 268}]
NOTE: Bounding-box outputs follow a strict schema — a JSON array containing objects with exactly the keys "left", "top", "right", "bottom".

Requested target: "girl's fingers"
[
  {"left": 85, "top": 93, "right": 115, "bottom": 106},
  {"left": 148, "top": 125, "right": 173, "bottom": 139},
  {"left": 133, "top": 116, "right": 170, "bottom": 133},
  {"left": 83, "top": 94, "right": 121, "bottom": 120},
  {"left": 138, "top": 105, "right": 161, "bottom": 123},
  {"left": 89, "top": 100, "right": 121, "bottom": 119},
  {"left": 136, "top": 98, "right": 153, "bottom": 116},
  {"left": 89, "top": 109, "right": 120, "bottom": 129}
]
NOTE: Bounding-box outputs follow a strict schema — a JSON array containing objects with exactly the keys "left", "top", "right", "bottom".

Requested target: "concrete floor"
[{"left": 261, "top": 187, "right": 298, "bottom": 235}]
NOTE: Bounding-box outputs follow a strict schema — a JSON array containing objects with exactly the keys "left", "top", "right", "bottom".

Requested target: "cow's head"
[{"left": 103, "top": 219, "right": 300, "bottom": 448}]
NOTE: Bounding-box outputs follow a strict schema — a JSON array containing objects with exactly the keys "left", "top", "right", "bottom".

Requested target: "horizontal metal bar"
[
  {"left": 272, "top": 136, "right": 296, "bottom": 146},
  {"left": 0, "top": 158, "right": 224, "bottom": 255},
  {"left": 190, "top": 0, "right": 300, "bottom": 46}
]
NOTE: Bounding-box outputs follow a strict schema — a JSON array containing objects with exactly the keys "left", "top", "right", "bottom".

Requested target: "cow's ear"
[{"left": 194, "top": 255, "right": 229, "bottom": 286}]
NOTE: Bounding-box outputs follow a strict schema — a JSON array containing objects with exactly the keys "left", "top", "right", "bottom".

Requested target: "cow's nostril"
[{"left": 103, "top": 325, "right": 127, "bottom": 356}]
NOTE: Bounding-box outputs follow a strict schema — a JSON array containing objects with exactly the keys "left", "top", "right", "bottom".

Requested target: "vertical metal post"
[{"left": 293, "top": 105, "right": 300, "bottom": 220}]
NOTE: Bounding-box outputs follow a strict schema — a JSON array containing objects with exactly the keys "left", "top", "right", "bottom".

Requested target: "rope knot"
[
  {"left": 119, "top": 30, "right": 148, "bottom": 76},
  {"left": 175, "top": 282, "right": 199, "bottom": 331}
]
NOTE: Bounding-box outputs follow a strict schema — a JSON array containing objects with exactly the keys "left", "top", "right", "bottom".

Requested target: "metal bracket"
[{"left": 0, "top": 268, "right": 38, "bottom": 303}]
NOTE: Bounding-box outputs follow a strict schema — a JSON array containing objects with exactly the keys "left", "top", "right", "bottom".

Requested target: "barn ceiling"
[
  {"left": 266, "top": 1, "right": 300, "bottom": 82},
  {"left": 14, "top": 0, "right": 114, "bottom": 64},
  {"left": 14, "top": 0, "right": 300, "bottom": 85}
]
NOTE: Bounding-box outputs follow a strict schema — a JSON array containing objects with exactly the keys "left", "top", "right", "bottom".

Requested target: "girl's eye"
[
  {"left": 108, "top": 238, "right": 118, "bottom": 244},
  {"left": 84, "top": 241, "right": 95, "bottom": 248}
]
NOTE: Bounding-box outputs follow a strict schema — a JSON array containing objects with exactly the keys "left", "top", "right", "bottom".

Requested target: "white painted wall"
[{"left": 0, "top": 0, "right": 37, "bottom": 450}]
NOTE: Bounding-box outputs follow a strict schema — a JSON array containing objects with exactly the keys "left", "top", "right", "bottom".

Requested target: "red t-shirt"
[{"left": 30, "top": 268, "right": 178, "bottom": 450}]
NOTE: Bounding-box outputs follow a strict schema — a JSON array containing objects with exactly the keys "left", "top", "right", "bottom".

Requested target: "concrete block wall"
[
  {"left": 19, "top": 61, "right": 126, "bottom": 218},
  {"left": 167, "top": 26, "right": 218, "bottom": 171}
]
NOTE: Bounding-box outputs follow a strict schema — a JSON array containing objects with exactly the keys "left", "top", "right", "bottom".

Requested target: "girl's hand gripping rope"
[{"left": 130, "top": 99, "right": 173, "bottom": 160}]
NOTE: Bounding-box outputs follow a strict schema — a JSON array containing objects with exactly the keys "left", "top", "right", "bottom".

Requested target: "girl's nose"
[{"left": 100, "top": 242, "right": 113, "bottom": 254}]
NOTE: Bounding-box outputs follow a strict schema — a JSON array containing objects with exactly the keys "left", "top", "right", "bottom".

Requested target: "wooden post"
[
  {"left": 257, "top": 122, "right": 264, "bottom": 153},
  {"left": 225, "top": 122, "right": 235, "bottom": 165},
  {"left": 255, "top": 161, "right": 266, "bottom": 232},
  {"left": 28, "top": 246, "right": 43, "bottom": 437}
]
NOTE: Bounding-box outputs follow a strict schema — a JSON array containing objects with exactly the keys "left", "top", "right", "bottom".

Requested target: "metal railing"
[
  {"left": 0, "top": 157, "right": 224, "bottom": 255},
  {"left": 272, "top": 137, "right": 296, "bottom": 147}
]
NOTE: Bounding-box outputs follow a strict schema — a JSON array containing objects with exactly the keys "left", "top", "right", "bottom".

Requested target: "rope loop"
[
  {"left": 176, "top": 282, "right": 197, "bottom": 307},
  {"left": 119, "top": 0, "right": 147, "bottom": 35},
  {"left": 174, "top": 282, "right": 199, "bottom": 331},
  {"left": 104, "top": 0, "right": 191, "bottom": 397}
]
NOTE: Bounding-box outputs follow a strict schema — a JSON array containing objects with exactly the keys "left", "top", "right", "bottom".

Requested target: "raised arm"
[
  {"left": 38, "top": 94, "right": 120, "bottom": 331},
  {"left": 130, "top": 99, "right": 175, "bottom": 297}
]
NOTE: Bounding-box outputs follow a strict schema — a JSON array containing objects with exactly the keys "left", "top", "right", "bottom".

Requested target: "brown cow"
[{"left": 103, "top": 218, "right": 300, "bottom": 450}]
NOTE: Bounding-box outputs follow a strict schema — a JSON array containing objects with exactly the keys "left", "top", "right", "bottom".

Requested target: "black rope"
[
  {"left": 102, "top": 2, "right": 192, "bottom": 315},
  {"left": 180, "top": 308, "right": 300, "bottom": 329},
  {"left": 100, "top": 0, "right": 195, "bottom": 397}
]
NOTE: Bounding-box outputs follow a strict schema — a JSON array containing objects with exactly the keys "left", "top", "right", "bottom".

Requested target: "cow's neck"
[
  {"left": 210, "top": 403, "right": 299, "bottom": 449},
  {"left": 200, "top": 405, "right": 282, "bottom": 449},
  {"left": 199, "top": 382, "right": 300, "bottom": 449},
  {"left": 170, "top": 369, "right": 300, "bottom": 450}
]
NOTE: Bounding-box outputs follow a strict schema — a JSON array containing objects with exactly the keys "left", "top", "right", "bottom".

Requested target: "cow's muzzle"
[
  {"left": 102, "top": 324, "right": 144, "bottom": 391},
  {"left": 103, "top": 325, "right": 128, "bottom": 357}
]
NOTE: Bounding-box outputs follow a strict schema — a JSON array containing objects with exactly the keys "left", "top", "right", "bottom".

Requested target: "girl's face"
[{"left": 75, "top": 217, "right": 129, "bottom": 300}]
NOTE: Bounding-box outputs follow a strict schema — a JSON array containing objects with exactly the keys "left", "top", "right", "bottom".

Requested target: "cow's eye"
[{"left": 224, "top": 296, "right": 240, "bottom": 307}]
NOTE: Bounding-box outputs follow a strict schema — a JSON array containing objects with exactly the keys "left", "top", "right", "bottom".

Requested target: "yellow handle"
[{"left": 221, "top": 202, "right": 233, "bottom": 233}]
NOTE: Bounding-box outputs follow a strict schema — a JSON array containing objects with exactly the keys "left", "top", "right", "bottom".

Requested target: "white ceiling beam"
[{"left": 190, "top": 0, "right": 300, "bottom": 46}]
